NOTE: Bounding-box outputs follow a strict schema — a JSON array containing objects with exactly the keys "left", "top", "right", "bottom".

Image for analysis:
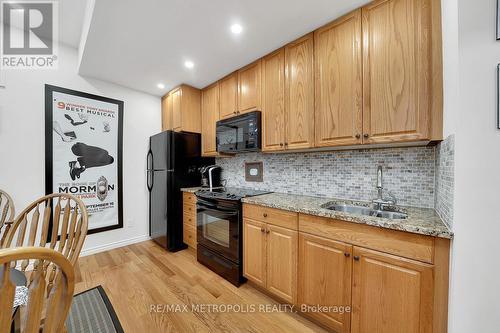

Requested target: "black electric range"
[{"left": 194, "top": 187, "right": 271, "bottom": 286}]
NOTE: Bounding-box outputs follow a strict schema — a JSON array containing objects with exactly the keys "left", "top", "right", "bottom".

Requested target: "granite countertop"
[
  {"left": 181, "top": 187, "right": 202, "bottom": 193},
  {"left": 242, "top": 193, "right": 453, "bottom": 239}
]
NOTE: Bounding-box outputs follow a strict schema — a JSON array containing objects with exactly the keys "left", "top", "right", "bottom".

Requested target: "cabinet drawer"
[
  {"left": 183, "top": 224, "right": 196, "bottom": 249},
  {"left": 299, "top": 214, "right": 434, "bottom": 264},
  {"left": 183, "top": 192, "right": 197, "bottom": 204},
  {"left": 183, "top": 211, "right": 196, "bottom": 227},
  {"left": 243, "top": 204, "right": 298, "bottom": 230}
]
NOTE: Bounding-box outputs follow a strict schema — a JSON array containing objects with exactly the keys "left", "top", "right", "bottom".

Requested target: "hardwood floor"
[{"left": 74, "top": 241, "right": 328, "bottom": 333}]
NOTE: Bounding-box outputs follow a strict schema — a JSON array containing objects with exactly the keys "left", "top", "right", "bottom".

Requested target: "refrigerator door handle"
[
  {"left": 147, "top": 170, "right": 154, "bottom": 191},
  {"left": 147, "top": 150, "right": 153, "bottom": 170}
]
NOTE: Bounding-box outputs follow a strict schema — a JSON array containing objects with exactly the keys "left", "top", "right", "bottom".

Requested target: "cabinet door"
[
  {"left": 238, "top": 60, "right": 261, "bottom": 113},
  {"left": 285, "top": 34, "right": 314, "bottom": 150},
  {"left": 201, "top": 83, "right": 219, "bottom": 156},
  {"left": 351, "top": 247, "right": 433, "bottom": 333},
  {"left": 298, "top": 233, "right": 353, "bottom": 333},
  {"left": 266, "top": 224, "right": 297, "bottom": 303},
  {"left": 314, "top": 9, "right": 362, "bottom": 147},
  {"left": 172, "top": 88, "right": 182, "bottom": 131},
  {"left": 219, "top": 72, "right": 238, "bottom": 119},
  {"left": 262, "top": 49, "right": 285, "bottom": 152},
  {"left": 243, "top": 219, "right": 266, "bottom": 287},
  {"left": 161, "top": 94, "right": 172, "bottom": 131},
  {"left": 362, "top": 0, "right": 431, "bottom": 143}
]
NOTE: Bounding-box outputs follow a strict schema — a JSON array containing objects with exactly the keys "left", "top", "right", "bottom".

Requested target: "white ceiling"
[{"left": 77, "top": 0, "right": 371, "bottom": 96}]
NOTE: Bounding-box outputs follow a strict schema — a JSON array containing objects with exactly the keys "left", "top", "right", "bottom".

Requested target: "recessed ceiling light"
[
  {"left": 230, "top": 24, "right": 243, "bottom": 34},
  {"left": 184, "top": 60, "right": 194, "bottom": 69},
  {"left": 157, "top": 83, "right": 165, "bottom": 89}
]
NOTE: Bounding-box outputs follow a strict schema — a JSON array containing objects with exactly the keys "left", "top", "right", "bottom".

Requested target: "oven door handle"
[{"left": 197, "top": 201, "right": 239, "bottom": 215}]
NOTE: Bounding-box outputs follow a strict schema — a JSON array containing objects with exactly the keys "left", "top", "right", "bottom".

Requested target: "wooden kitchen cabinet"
[
  {"left": 262, "top": 34, "right": 315, "bottom": 152},
  {"left": 182, "top": 192, "right": 197, "bottom": 249},
  {"left": 314, "top": 9, "right": 363, "bottom": 147},
  {"left": 243, "top": 204, "right": 298, "bottom": 303},
  {"left": 237, "top": 60, "right": 261, "bottom": 114},
  {"left": 351, "top": 246, "right": 434, "bottom": 333},
  {"left": 285, "top": 33, "right": 314, "bottom": 150},
  {"left": 362, "top": 0, "right": 432, "bottom": 144},
  {"left": 201, "top": 82, "right": 220, "bottom": 156},
  {"left": 298, "top": 233, "right": 352, "bottom": 333},
  {"left": 243, "top": 218, "right": 267, "bottom": 287},
  {"left": 162, "top": 85, "right": 201, "bottom": 133},
  {"left": 219, "top": 72, "right": 238, "bottom": 119},
  {"left": 262, "top": 48, "right": 285, "bottom": 152},
  {"left": 266, "top": 224, "right": 297, "bottom": 303},
  {"left": 161, "top": 93, "right": 173, "bottom": 131}
]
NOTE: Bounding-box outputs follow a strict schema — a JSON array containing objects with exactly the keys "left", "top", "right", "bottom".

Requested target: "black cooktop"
[{"left": 195, "top": 187, "right": 272, "bottom": 201}]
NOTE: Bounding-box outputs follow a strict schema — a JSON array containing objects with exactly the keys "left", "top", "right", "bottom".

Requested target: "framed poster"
[
  {"left": 45, "top": 85, "right": 123, "bottom": 234},
  {"left": 498, "top": 0, "right": 500, "bottom": 40}
]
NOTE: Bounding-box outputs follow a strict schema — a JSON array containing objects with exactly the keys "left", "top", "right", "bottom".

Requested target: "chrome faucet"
[{"left": 372, "top": 165, "right": 397, "bottom": 210}]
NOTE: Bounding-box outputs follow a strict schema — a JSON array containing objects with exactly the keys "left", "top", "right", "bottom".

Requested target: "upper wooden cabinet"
[
  {"left": 201, "top": 83, "right": 220, "bottom": 156},
  {"left": 161, "top": 94, "right": 172, "bottom": 131},
  {"left": 314, "top": 9, "right": 363, "bottom": 147},
  {"left": 262, "top": 34, "right": 315, "bottom": 152},
  {"left": 298, "top": 233, "right": 352, "bottom": 333},
  {"left": 196, "top": 0, "right": 442, "bottom": 150},
  {"left": 219, "top": 72, "right": 238, "bottom": 120},
  {"left": 285, "top": 33, "right": 315, "bottom": 150},
  {"left": 161, "top": 85, "right": 201, "bottom": 133},
  {"left": 262, "top": 48, "right": 286, "bottom": 152},
  {"left": 362, "top": 0, "right": 432, "bottom": 144},
  {"left": 237, "top": 60, "right": 262, "bottom": 114},
  {"left": 351, "top": 246, "right": 434, "bottom": 333}
]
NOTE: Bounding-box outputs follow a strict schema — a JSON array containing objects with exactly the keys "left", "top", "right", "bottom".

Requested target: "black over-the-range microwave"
[{"left": 216, "top": 111, "right": 261, "bottom": 154}]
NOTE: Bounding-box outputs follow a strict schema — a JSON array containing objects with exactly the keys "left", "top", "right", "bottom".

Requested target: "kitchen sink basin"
[{"left": 322, "top": 203, "right": 408, "bottom": 220}]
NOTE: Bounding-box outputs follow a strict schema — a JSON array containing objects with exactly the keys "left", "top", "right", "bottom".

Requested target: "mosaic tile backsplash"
[
  {"left": 216, "top": 146, "right": 437, "bottom": 208},
  {"left": 435, "top": 135, "right": 455, "bottom": 227}
]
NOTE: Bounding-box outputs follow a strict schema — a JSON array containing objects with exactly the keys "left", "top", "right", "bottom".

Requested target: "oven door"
[{"left": 196, "top": 198, "right": 240, "bottom": 263}]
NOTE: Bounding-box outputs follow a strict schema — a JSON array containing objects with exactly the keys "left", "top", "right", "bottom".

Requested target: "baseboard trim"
[{"left": 80, "top": 235, "right": 151, "bottom": 257}]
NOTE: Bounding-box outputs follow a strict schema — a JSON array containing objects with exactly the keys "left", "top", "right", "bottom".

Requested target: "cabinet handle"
[
  {"left": 280, "top": 143, "right": 284, "bottom": 147},
  {"left": 355, "top": 134, "right": 361, "bottom": 139},
  {"left": 266, "top": 230, "right": 270, "bottom": 234},
  {"left": 363, "top": 134, "right": 369, "bottom": 139},
  {"left": 263, "top": 213, "right": 268, "bottom": 218},
  {"left": 261, "top": 228, "right": 265, "bottom": 233},
  {"left": 344, "top": 252, "right": 350, "bottom": 258},
  {"left": 233, "top": 111, "right": 237, "bottom": 115},
  {"left": 284, "top": 142, "right": 288, "bottom": 146},
  {"left": 353, "top": 256, "right": 360, "bottom": 261}
]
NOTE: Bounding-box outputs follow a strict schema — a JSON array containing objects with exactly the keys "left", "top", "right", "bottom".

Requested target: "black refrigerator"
[{"left": 147, "top": 131, "right": 214, "bottom": 251}]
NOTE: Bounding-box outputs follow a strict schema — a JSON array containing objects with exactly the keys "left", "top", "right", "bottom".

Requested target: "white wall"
[
  {"left": 0, "top": 44, "right": 161, "bottom": 255},
  {"left": 446, "top": 0, "right": 500, "bottom": 331}
]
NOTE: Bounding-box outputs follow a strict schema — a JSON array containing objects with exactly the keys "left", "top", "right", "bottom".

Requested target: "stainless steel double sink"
[{"left": 321, "top": 202, "right": 408, "bottom": 220}]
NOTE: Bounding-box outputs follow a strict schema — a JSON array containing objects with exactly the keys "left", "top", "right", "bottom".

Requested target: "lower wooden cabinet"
[
  {"left": 351, "top": 246, "right": 434, "bottom": 333},
  {"left": 266, "top": 224, "right": 297, "bottom": 303},
  {"left": 241, "top": 206, "right": 450, "bottom": 332},
  {"left": 182, "top": 192, "right": 197, "bottom": 249},
  {"left": 243, "top": 219, "right": 266, "bottom": 287},
  {"left": 298, "top": 233, "right": 352, "bottom": 333},
  {"left": 243, "top": 218, "right": 298, "bottom": 303}
]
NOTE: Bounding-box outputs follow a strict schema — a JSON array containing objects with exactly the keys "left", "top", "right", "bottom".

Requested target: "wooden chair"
[
  {"left": 0, "top": 189, "right": 15, "bottom": 247},
  {"left": 3, "top": 193, "right": 88, "bottom": 278},
  {"left": 0, "top": 247, "right": 75, "bottom": 333}
]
